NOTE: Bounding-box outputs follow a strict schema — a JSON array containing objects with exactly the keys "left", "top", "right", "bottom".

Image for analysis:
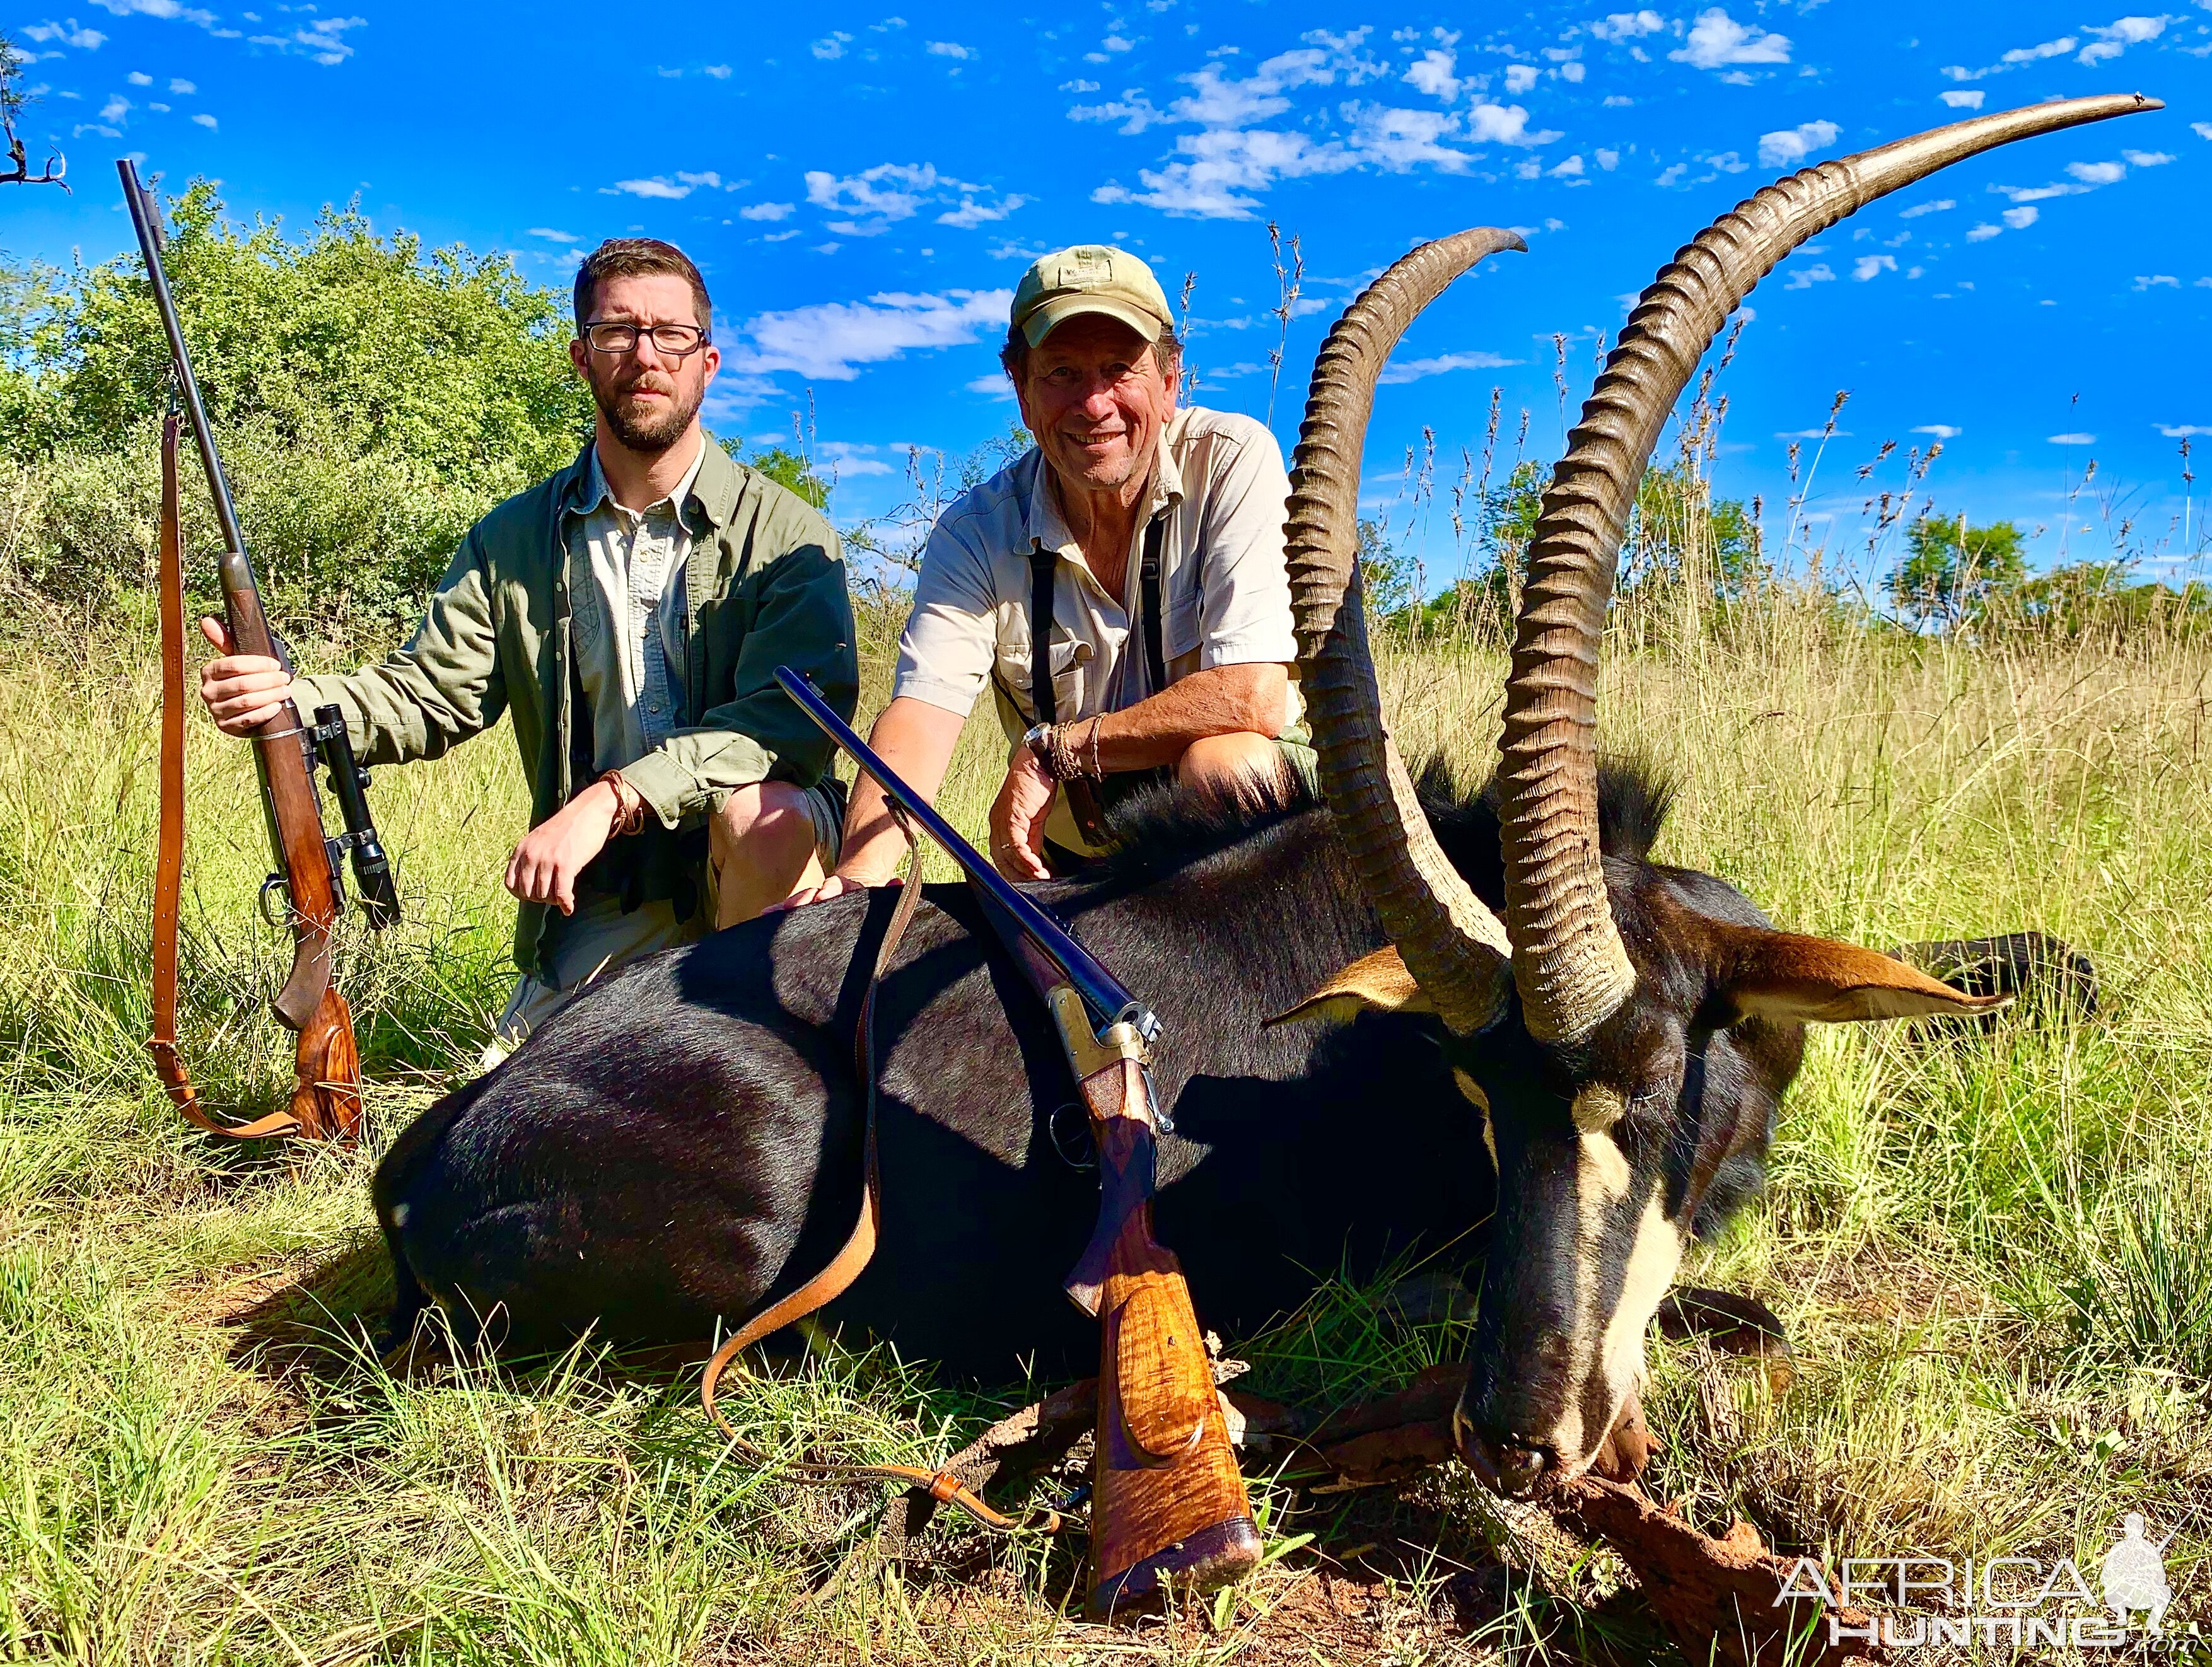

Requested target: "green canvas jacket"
[{"left": 295, "top": 437, "right": 858, "bottom": 975}]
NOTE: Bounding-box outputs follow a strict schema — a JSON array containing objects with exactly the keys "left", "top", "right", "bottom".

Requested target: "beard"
[{"left": 590, "top": 367, "right": 704, "bottom": 453}]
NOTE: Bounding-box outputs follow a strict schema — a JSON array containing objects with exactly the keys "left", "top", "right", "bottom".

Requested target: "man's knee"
[
  {"left": 710, "top": 781, "right": 817, "bottom": 866},
  {"left": 1175, "top": 732, "right": 1286, "bottom": 799}
]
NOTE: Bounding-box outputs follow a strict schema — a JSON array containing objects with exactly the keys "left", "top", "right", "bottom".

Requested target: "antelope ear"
[
  {"left": 1266, "top": 946, "right": 1436, "bottom": 1027},
  {"left": 1720, "top": 928, "right": 2011, "bottom": 1025}
]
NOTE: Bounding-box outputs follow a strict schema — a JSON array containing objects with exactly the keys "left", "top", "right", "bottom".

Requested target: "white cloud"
[
  {"left": 926, "top": 40, "right": 975, "bottom": 59},
  {"left": 527, "top": 227, "right": 579, "bottom": 243},
  {"left": 2134, "top": 274, "right": 2180, "bottom": 289},
  {"left": 190, "top": 110, "right": 213, "bottom": 127},
  {"left": 2047, "top": 432, "right": 2096, "bottom": 444},
  {"left": 1588, "top": 9, "right": 1665, "bottom": 42},
  {"left": 817, "top": 441, "right": 896, "bottom": 477},
  {"left": 1502, "top": 62, "right": 1539, "bottom": 93},
  {"left": 1940, "top": 90, "right": 1984, "bottom": 108},
  {"left": 1911, "top": 424, "right": 1962, "bottom": 438},
  {"left": 1595, "top": 148, "right": 1619, "bottom": 170},
  {"left": 2195, "top": 122, "right": 2212, "bottom": 141},
  {"left": 937, "top": 193, "right": 1030, "bottom": 227},
  {"left": 1670, "top": 8, "right": 1791, "bottom": 70},
  {"left": 245, "top": 14, "right": 365, "bottom": 65},
  {"left": 1550, "top": 153, "right": 1585, "bottom": 177},
  {"left": 1095, "top": 126, "right": 1355, "bottom": 216},
  {"left": 1899, "top": 198, "right": 1953, "bottom": 218},
  {"left": 1061, "top": 78, "right": 1100, "bottom": 91},
  {"left": 805, "top": 161, "right": 939, "bottom": 228},
  {"left": 2001, "top": 35, "right": 2076, "bottom": 62},
  {"left": 813, "top": 31, "right": 852, "bottom": 58},
  {"left": 1377, "top": 349, "right": 1522, "bottom": 384},
  {"left": 1099, "top": 33, "right": 1135, "bottom": 52},
  {"left": 1467, "top": 101, "right": 1560, "bottom": 145},
  {"left": 2122, "top": 149, "right": 2175, "bottom": 166},
  {"left": 1783, "top": 262, "right": 1836, "bottom": 289},
  {"left": 98, "top": 93, "right": 131, "bottom": 120},
  {"left": 126, "top": 68, "right": 151, "bottom": 83},
  {"left": 1757, "top": 119, "right": 1839, "bottom": 169},
  {"left": 1404, "top": 47, "right": 1460, "bottom": 99},
  {"left": 606, "top": 173, "right": 728, "bottom": 200},
  {"left": 168, "top": 76, "right": 192, "bottom": 91},
  {"left": 1852, "top": 254, "right": 1897, "bottom": 281},
  {"left": 2002, "top": 205, "right": 2040, "bottom": 229},
  {"left": 85, "top": 0, "right": 217, "bottom": 20},
  {"left": 2157, "top": 424, "right": 2212, "bottom": 437},
  {"left": 2067, "top": 160, "right": 2127, "bottom": 185},
  {"left": 730, "top": 288, "right": 1013, "bottom": 381},
  {"left": 2078, "top": 15, "right": 2165, "bottom": 64},
  {"left": 22, "top": 18, "right": 107, "bottom": 47},
  {"left": 1966, "top": 222, "right": 2003, "bottom": 240},
  {"left": 966, "top": 373, "right": 1016, "bottom": 398},
  {"left": 1085, "top": 29, "right": 1526, "bottom": 219},
  {"left": 739, "top": 202, "right": 796, "bottom": 221}
]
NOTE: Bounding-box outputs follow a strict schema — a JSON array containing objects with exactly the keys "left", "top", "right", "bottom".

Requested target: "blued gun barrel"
[{"left": 774, "top": 664, "right": 1155, "bottom": 1043}]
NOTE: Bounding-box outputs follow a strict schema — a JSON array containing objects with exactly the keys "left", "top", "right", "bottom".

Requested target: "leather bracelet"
[
  {"left": 1045, "top": 720, "right": 1103, "bottom": 784},
  {"left": 598, "top": 769, "right": 648, "bottom": 837}
]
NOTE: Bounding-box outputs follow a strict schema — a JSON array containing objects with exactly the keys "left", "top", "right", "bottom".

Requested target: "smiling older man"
[{"left": 802, "top": 245, "right": 1306, "bottom": 895}]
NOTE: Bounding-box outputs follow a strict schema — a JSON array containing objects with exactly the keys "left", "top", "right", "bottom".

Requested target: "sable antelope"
[{"left": 375, "top": 95, "right": 2141, "bottom": 1498}]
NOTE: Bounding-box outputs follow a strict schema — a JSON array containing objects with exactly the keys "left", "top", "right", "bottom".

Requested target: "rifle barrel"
[
  {"left": 117, "top": 159, "right": 250, "bottom": 574},
  {"left": 774, "top": 665, "right": 1155, "bottom": 1042}
]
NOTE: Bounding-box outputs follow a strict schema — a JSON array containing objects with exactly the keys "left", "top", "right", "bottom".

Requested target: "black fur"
[{"left": 376, "top": 759, "right": 2078, "bottom": 1458}]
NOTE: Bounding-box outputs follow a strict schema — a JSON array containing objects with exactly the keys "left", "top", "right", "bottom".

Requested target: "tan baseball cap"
[{"left": 1010, "top": 245, "right": 1175, "bottom": 349}]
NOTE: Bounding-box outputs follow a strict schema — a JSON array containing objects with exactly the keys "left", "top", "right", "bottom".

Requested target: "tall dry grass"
[{"left": 1, "top": 561, "right": 2208, "bottom": 1659}]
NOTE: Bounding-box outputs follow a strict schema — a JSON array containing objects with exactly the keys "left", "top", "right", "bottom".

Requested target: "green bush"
[{"left": 3, "top": 180, "right": 591, "bottom": 629}]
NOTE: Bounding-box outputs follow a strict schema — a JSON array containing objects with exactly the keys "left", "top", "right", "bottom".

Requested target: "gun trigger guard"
[{"left": 257, "top": 873, "right": 293, "bottom": 929}]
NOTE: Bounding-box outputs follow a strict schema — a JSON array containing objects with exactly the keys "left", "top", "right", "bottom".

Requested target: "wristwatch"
[{"left": 1022, "top": 721, "right": 1056, "bottom": 765}]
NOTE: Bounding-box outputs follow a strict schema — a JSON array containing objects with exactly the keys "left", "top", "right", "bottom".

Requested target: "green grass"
[{"left": 2, "top": 589, "right": 2208, "bottom": 1663}]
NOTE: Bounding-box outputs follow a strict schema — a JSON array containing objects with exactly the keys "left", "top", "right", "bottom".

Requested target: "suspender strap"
[
  {"left": 1027, "top": 543, "right": 1058, "bottom": 725},
  {"left": 1138, "top": 513, "right": 1167, "bottom": 699}
]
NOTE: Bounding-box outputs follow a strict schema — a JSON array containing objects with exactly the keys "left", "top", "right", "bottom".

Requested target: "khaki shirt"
[
  {"left": 569, "top": 436, "right": 708, "bottom": 774},
  {"left": 892, "top": 406, "right": 1301, "bottom": 749}
]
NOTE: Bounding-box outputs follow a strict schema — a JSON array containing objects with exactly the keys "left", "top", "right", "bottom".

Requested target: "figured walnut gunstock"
[{"left": 1079, "top": 1057, "right": 1260, "bottom": 1617}]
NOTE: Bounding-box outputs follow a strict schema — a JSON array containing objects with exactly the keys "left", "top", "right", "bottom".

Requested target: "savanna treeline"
[{"left": 5, "top": 186, "right": 2203, "bottom": 646}]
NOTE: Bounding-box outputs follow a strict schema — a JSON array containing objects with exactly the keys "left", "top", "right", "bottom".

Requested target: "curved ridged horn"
[
  {"left": 1498, "top": 92, "right": 2161, "bottom": 1045},
  {"left": 1287, "top": 228, "right": 1525, "bottom": 1036}
]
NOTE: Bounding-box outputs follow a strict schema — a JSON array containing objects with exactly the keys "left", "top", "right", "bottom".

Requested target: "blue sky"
[{"left": 5, "top": 1, "right": 2208, "bottom": 588}]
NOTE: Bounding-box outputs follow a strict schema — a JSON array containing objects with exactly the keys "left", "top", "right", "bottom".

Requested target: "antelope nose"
[{"left": 1452, "top": 1409, "right": 1551, "bottom": 1499}]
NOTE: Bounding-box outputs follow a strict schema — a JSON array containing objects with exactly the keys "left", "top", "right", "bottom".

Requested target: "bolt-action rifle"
[
  {"left": 774, "top": 666, "right": 1261, "bottom": 1615},
  {"left": 124, "top": 158, "right": 398, "bottom": 1141}
]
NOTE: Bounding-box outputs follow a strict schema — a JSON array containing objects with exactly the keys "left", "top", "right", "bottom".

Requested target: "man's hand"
[
  {"left": 505, "top": 779, "right": 620, "bottom": 917},
  {"left": 989, "top": 744, "right": 1056, "bottom": 882},
  {"left": 197, "top": 616, "right": 295, "bottom": 736}
]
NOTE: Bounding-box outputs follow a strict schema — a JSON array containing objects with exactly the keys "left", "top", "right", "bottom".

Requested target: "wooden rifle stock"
[
  {"left": 773, "top": 667, "right": 1263, "bottom": 1610},
  {"left": 1048, "top": 990, "right": 1261, "bottom": 1617}
]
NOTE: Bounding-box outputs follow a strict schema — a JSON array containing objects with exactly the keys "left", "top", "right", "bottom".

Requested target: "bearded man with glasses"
[{"left": 197, "top": 238, "right": 859, "bottom": 1062}]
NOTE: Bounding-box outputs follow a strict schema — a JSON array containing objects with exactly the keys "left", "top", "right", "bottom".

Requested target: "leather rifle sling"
[
  {"left": 148, "top": 406, "right": 301, "bottom": 1141},
  {"left": 699, "top": 825, "right": 1062, "bottom": 1536}
]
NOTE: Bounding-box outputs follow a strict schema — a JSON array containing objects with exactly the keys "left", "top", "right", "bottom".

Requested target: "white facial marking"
[
  {"left": 390, "top": 1202, "right": 410, "bottom": 1228},
  {"left": 1453, "top": 1069, "right": 1498, "bottom": 1172},
  {"left": 1594, "top": 1194, "right": 1685, "bottom": 1438},
  {"left": 1571, "top": 1084, "right": 1627, "bottom": 1134}
]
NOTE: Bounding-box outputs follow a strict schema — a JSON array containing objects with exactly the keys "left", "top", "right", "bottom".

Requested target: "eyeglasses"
[{"left": 581, "top": 320, "right": 710, "bottom": 357}]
